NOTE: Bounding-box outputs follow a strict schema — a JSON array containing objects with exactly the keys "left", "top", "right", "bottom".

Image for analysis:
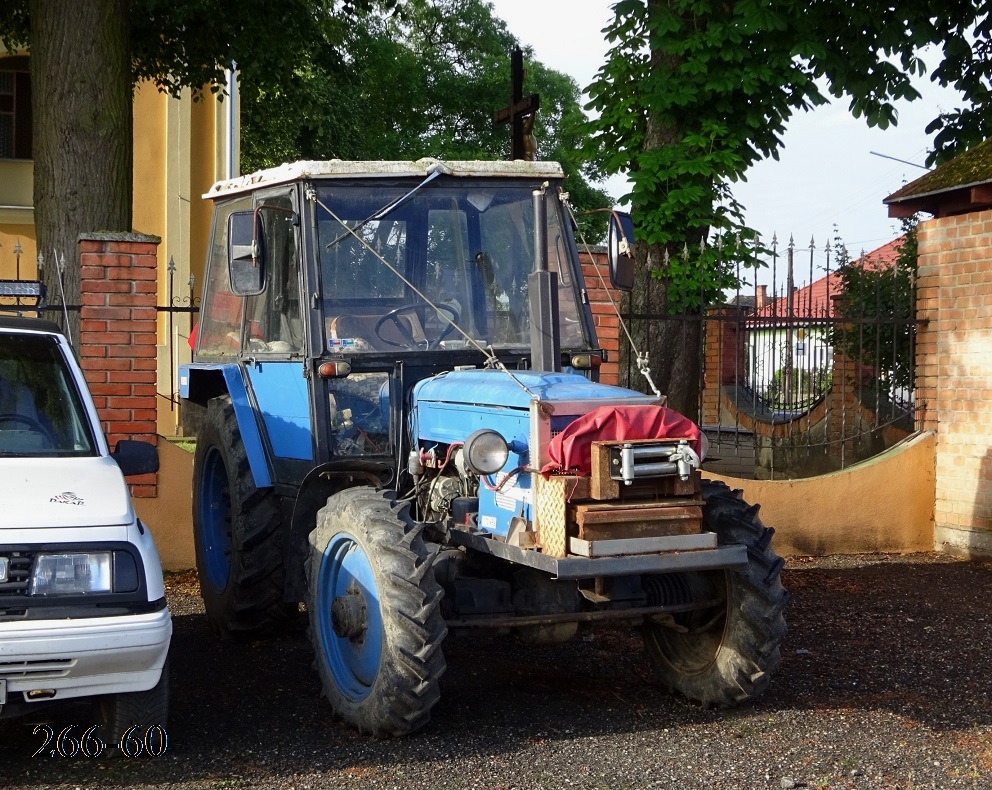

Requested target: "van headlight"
[{"left": 30, "top": 552, "right": 113, "bottom": 595}]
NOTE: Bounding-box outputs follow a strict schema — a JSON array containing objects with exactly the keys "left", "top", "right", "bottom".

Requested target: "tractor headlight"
[
  {"left": 463, "top": 429, "right": 509, "bottom": 476},
  {"left": 29, "top": 552, "right": 113, "bottom": 595}
]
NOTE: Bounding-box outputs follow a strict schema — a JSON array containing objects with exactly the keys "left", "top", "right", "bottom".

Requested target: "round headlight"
[{"left": 463, "top": 429, "right": 509, "bottom": 476}]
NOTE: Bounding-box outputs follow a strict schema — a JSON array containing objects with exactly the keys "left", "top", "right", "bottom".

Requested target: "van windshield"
[
  {"left": 315, "top": 179, "right": 590, "bottom": 354},
  {"left": 0, "top": 333, "right": 97, "bottom": 457}
]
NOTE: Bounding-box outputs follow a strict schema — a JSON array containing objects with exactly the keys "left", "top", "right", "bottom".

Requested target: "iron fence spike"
[{"left": 168, "top": 255, "right": 177, "bottom": 273}]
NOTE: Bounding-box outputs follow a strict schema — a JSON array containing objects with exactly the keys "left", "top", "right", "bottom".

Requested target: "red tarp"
[{"left": 541, "top": 404, "right": 701, "bottom": 477}]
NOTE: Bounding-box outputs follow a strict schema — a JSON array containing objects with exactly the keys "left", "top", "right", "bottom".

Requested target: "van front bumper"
[{"left": 0, "top": 607, "right": 172, "bottom": 705}]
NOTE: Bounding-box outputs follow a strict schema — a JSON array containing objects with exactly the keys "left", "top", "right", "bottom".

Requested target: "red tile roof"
[{"left": 754, "top": 237, "right": 904, "bottom": 320}]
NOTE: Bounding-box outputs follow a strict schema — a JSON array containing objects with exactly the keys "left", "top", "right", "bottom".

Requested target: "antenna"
[{"left": 868, "top": 151, "right": 930, "bottom": 170}]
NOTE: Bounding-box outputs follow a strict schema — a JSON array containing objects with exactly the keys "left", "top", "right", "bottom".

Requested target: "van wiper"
[{"left": 323, "top": 166, "right": 444, "bottom": 250}]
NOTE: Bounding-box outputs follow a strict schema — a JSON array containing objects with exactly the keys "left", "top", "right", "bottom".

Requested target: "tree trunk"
[
  {"left": 619, "top": 244, "right": 702, "bottom": 421},
  {"left": 29, "top": 0, "right": 131, "bottom": 344},
  {"left": 619, "top": 3, "right": 704, "bottom": 421}
]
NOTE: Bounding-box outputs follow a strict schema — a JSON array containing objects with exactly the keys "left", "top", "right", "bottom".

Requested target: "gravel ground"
[{"left": 1, "top": 552, "right": 991, "bottom": 789}]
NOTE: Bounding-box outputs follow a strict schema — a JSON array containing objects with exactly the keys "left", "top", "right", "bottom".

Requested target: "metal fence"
[{"left": 619, "top": 233, "right": 922, "bottom": 479}]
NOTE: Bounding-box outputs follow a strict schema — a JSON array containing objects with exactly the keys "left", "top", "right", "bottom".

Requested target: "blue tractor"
[{"left": 181, "top": 159, "right": 787, "bottom": 737}]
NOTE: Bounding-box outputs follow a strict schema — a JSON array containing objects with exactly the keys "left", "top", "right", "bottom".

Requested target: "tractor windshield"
[{"left": 315, "top": 179, "right": 589, "bottom": 354}]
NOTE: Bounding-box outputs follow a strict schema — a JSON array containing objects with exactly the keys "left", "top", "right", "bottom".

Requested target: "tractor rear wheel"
[
  {"left": 192, "top": 396, "right": 297, "bottom": 639},
  {"left": 642, "top": 480, "right": 788, "bottom": 707},
  {"left": 306, "top": 486, "right": 446, "bottom": 737}
]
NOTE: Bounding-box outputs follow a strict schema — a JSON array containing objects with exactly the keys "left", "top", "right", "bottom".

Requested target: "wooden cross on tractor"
[{"left": 494, "top": 46, "right": 540, "bottom": 161}]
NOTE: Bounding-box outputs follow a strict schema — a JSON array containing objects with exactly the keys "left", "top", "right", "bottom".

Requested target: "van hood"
[{"left": 0, "top": 456, "right": 134, "bottom": 529}]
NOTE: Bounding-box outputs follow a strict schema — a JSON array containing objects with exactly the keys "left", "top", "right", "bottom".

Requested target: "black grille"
[{"left": 0, "top": 551, "right": 33, "bottom": 595}]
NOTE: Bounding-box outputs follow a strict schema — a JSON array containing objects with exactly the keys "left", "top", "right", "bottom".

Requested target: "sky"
[{"left": 489, "top": 0, "right": 967, "bottom": 290}]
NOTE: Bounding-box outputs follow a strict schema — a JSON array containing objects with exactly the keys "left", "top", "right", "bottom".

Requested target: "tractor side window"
[
  {"left": 244, "top": 194, "right": 304, "bottom": 354},
  {"left": 197, "top": 197, "right": 251, "bottom": 358}
]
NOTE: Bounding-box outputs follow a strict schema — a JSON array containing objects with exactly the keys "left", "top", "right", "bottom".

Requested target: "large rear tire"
[
  {"left": 192, "top": 396, "right": 297, "bottom": 639},
  {"left": 306, "top": 486, "right": 446, "bottom": 737},
  {"left": 642, "top": 480, "right": 788, "bottom": 707}
]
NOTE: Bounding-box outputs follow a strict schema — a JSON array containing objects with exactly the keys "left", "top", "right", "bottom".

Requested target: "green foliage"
[
  {"left": 831, "top": 218, "right": 919, "bottom": 392},
  {"left": 586, "top": 0, "right": 990, "bottom": 310},
  {"left": 0, "top": 1, "right": 392, "bottom": 97},
  {"left": 238, "top": 0, "right": 612, "bottom": 238}
]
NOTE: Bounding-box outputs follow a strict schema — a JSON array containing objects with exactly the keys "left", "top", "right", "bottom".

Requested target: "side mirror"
[
  {"left": 607, "top": 211, "right": 636, "bottom": 291},
  {"left": 228, "top": 210, "right": 266, "bottom": 296},
  {"left": 111, "top": 440, "right": 160, "bottom": 477}
]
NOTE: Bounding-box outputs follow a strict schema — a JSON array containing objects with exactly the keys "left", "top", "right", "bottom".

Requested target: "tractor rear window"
[{"left": 0, "top": 333, "right": 97, "bottom": 456}]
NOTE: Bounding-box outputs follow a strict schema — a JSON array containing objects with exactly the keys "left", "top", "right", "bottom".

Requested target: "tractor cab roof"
[{"left": 204, "top": 158, "right": 566, "bottom": 200}]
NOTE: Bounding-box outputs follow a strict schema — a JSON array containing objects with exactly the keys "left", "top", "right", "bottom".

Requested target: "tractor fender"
[
  {"left": 282, "top": 459, "right": 393, "bottom": 601},
  {"left": 180, "top": 363, "right": 271, "bottom": 488}
]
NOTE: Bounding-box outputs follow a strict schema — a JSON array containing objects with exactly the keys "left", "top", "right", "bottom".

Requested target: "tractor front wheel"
[
  {"left": 642, "top": 480, "right": 789, "bottom": 707},
  {"left": 306, "top": 487, "right": 446, "bottom": 737}
]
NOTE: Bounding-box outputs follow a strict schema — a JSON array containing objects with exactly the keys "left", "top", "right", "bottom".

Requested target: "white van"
[{"left": 0, "top": 314, "right": 171, "bottom": 748}]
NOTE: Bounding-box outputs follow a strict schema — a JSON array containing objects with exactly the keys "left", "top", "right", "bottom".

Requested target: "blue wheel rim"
[
  {"left": 198, "top": 446, "right": 232, "bottom": 591},
  {"left": 316, "top": 532, "right": 383, "bottom": 701}
]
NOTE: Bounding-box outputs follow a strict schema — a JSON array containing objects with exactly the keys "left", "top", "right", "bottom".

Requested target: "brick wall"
[
  {"left": 916, "top": 210, "right": 992, "bottom": 556},
  {"left": 78, "top": 232, "right": 160, "bottom": 497},
  {"left": 700, "top": 307, "right": 747, "bottom": 427},
  {"left": 579, "top": 247, "right": 623, "bottom": 385}
]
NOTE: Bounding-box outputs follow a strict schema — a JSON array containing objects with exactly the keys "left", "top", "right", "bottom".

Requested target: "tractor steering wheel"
[
  {"left": 373, "top": 302, "right": 460, "bottom": 350},
  {"left": 0, "top": 413, "right": 57, "bottom": 447}
]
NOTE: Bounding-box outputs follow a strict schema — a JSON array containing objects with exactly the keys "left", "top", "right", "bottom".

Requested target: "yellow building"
[{"left": 0, "top": 49, "right": 238, "bottom": 436}]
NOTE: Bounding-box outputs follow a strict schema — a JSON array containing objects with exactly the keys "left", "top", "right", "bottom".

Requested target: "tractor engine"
[{"left": 410, "top": 367, "right": 707, "bottom": 641}]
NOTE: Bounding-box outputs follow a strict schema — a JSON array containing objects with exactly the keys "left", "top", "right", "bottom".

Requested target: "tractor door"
[{"left": 240, "top": 188, "right": 312, "bottom": 473}]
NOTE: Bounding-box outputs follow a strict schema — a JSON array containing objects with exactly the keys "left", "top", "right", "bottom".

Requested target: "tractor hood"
[
  {"left": 413, "top": 369, "right": 649, "bottom": 411},
  {"left": 412, "top": 369, "right": 660, "bottom": 452},
  {"left": 0, "top": 456, "right": 135, "bottom": 530}
]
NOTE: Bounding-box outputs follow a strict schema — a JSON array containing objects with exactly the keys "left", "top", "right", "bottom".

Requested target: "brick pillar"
[
  {"left": 701, "top": 306, "right": 746, "bottom": 427},
  {"left": 579, "top": 247, "right": 623, "bottom": 386},
  {"left": 78, "top": 232, "right": 161, "bottom": 497},
  {"left": 914, "top": 222, "right": 939, "bottom": 433}
]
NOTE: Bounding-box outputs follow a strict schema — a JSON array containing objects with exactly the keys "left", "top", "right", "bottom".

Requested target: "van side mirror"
[
  {"left": 607, "top": 211, "right": 636, "bottom": 291},
  {"left": 111, "top": 440, "right": 160, "bottom": 477},
  {"left": 228, "top": 210, "right": 266, "bottom": 296}
]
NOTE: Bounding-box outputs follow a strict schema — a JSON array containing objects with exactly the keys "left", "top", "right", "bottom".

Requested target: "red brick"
[
  {"left": 81, "top": 265, "right": 106, "bottom": 280},
  {"left": 86, "top": 280, "right": 133, "bottom": 294},
  {"left": 107, "top": 345, "right": 157, "bottom": 358},
  {"left": 107, "top": 420, "right": 156, "bottom": 435},
  {"left": 109, "top": 371, "right": 157, "bottom": 383},
  {"left": 84, "top": 358, "right": 132, "bottom": 371},
  {"left": 85, "top": 331, "right": 132, "bottom": 345},
  {"left": 81, "top": 293, "right": 108, "bottom": 307},
  {"left": 82, "top": 307, "right": 131, "bottom": 320},
  {"left": 89, "top": 383, "right": 131, "bottom": 396},
  {"left": 106, "top": 293, "right": 156, "bottom": 308},
  {"left": 108, "top": 267, "right": 156, "bottom": 281}
]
